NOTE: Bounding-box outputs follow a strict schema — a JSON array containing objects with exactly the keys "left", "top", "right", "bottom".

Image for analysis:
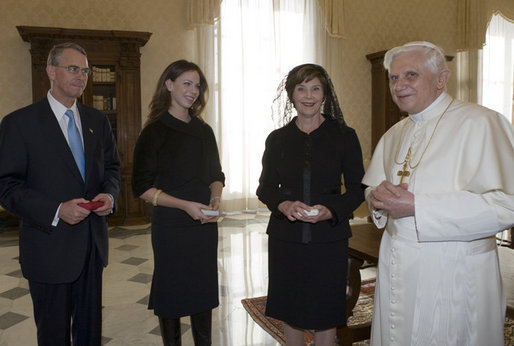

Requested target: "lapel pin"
[{"left": 89, "top": 128, "right": 94, "bottom": 134}]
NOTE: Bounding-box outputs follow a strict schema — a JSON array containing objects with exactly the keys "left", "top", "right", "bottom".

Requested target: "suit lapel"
[{"left": 38, "top": 98, "right": 85, "bottom": 183}]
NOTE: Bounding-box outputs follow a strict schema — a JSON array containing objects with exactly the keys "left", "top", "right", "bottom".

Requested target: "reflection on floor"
[{"left": 0, "top": 212, "right": 512, "bottom": 345}]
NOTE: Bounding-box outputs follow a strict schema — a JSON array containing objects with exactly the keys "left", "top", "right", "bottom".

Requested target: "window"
[
  {"left": 481, "top": 12, "right": 514, "bottom": 122},
  {"left": 212, "top": 0, "right": 325, "bottom": 211}
]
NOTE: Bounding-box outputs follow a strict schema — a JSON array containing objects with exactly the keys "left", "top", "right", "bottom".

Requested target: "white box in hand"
[
  {"left": 201, "top": 209, "right": 219, "bottom": 216},
  {"left": 304, "top": 209, "right": 319, "bottom": 216}
]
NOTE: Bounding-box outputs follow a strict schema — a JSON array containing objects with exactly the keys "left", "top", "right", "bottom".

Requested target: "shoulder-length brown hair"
[
  {"left": 272, "top": 63, "right": 345, "bottom": 127},
  {"left": 145, "top": 60, "right": 208, "bottom": 127}
]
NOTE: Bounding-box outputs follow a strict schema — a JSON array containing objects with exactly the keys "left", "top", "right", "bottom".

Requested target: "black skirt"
[
  {"left": 265, "top": 237, "right": 348, "bottom": 330},
  {"left": 148, "top": 210, "right": 219, "bottom": 319}
]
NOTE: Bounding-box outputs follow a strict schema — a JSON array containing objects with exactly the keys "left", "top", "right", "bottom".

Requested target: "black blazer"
[
  {"left": 257, "top": 117, "right": 364, "bottom": 243},
  {"left": 0, "top": 97, "right": 120, "bottom": 284}
]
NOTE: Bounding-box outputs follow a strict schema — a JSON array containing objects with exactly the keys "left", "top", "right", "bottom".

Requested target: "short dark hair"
[
  {"left": 284, "top": 64, "right": 328, "bottom": 103},
  {"left": 272, "top": 63, "right": 345, "bottom": 127},
  {"left": 47, "top": 42, "right": 87, "bottom": 66}
]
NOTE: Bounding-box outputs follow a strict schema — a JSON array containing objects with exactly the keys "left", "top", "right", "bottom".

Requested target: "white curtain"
[
  {"left": 195, "top": 0, "right": 326, "bottom": 212},
  {"left": 480, "top": 12, "right": 514, "bottom": 122}
]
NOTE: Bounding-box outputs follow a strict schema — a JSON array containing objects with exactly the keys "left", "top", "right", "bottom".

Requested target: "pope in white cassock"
[{"left": 362, "top": 41, "right": 514, "bottom": 346}]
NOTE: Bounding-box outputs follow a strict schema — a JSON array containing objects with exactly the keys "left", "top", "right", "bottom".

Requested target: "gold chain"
[{"left": 394, "top": 100, "right": 453, "bottom": 169}]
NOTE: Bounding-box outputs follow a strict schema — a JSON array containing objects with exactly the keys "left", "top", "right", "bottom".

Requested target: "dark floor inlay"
[
  {"left": 149, "top": 323, "right": 190, "bottom": 336},
  {"left": 137, "top": 295, "right": 149, "bottom": 305},
  {"left": 115, "top": 244, "right": 139, "bottom": 251},
  {"left": 128, "top": 273, "right": 153, "bottom": 284},
  {"left": 149, "top": 325, "right": 161, "bottom": 336},
  {"left": 0, "top": 312, "right": 29, "bottom": 330},
  {"left": 121, "top": 257, "right": 148, "bottom": 266},
  {"left": 0, "top": 287, "right": 30, "bottom": 300},
  {"left": 109, "top": 226, "right": 151, "bottom": 239},
  {"left": 6, "top": 269, "right": 22, "bottom": 278}
]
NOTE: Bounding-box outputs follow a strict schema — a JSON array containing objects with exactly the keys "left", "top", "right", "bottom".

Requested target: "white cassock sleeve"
[
  {"left": 364, "top": 186, "right": 388, "bottom": 229},
  {"left": 363, "top": 133, "right": 390, "bottom": 229},
  {"left": 415, "top": 109, "right": 514, "bottom": 242},
  {"left": 415, "top": 190, "right": 514, "bottom": 242},
  {"left": 363, "top": 101, "right": 514, "bottom": 241}
]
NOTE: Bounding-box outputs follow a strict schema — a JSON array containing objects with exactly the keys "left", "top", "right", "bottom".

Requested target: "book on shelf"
[
  {"left": 93, "top": 95, "right": 116, "bottom": 111},
  {"left": 92, "top": 67, "right": 115, "bottom": 82}
]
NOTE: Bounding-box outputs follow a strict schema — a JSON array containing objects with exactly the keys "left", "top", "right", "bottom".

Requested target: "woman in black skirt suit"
[
  {"left": 132, "top": 60, "right": 224, "bottom": 346},
  {"left": 257, "top": 64, "right": 364, "bottom": 345}
]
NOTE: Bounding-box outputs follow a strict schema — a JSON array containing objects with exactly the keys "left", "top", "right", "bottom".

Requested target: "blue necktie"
[{"left": 65, "top": 109, "right": 85, "bottom": 180}]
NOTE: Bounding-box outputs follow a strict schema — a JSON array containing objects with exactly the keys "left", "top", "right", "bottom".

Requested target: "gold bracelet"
[{"left": 152, "top": 189, "right": 162, "bottom": 206}]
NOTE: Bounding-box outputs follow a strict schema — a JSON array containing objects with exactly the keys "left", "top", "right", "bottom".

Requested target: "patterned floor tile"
[
  {"left": 0, "top": 312, "right": 29, "bottom": 330},
  {"left": 148, "top": 322, "right": 191, "bottom": 337},
  {"left": 0, "top": 287, "right": 29, "bottom": 300},
  {"left": 5, "top": 269, "right": 22, "bottom": 278},
  {"left": 137, "top": 295, "right": 149, "bottom": 305},
  {"left": 0, "top": 211, "right": 511, "bottom": 346},
  {"left": 109, "top": 226, "right": 151, "bottom": 239},
  {"left": 115, "top": 244, "right": 139, "bottom": 251},
  {"left": 128, "top": 273, "right": 153, "bottom": 284},
  {"left": 121, "top": 257, "right": 148, "bottom": 266}
]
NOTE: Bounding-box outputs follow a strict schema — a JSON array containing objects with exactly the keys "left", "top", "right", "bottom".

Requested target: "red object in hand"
[{"left": 78, "top": 201, "right": 105, "bottom": 210}]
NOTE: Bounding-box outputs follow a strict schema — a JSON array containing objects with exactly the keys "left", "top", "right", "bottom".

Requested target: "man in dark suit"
[{"left": 0, "top": 42, "right": 120, "bottom": 345}]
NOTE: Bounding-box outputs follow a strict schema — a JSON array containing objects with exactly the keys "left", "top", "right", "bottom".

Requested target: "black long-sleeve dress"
[
  {"left": 132, "top": 112, "right": 225, "bottom": 319},
  {"left": 256, "top": 116, "right": 364, "bottom": 329}
]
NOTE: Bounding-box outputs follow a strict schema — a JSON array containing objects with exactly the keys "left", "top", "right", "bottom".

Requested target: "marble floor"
[{"left": 0, "top": 212, "right": 512, "bottom": 346}]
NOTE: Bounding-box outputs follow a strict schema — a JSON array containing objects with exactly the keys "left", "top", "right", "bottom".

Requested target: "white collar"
[
  {"left": 409, "top": 92, "right": 447, "bottom": 122},
  {"left": 47, "top": 91, "right": 79, "bottom": 120}
]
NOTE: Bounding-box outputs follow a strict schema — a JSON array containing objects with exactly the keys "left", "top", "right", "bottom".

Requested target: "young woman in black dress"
[
  {"left": 132, "top": 60, "right": 224, "bottom": 346},
  {"left": 257, "top": 64, "right": 364, "bottom": 345}
]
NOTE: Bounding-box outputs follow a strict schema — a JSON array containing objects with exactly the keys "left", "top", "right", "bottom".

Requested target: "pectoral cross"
[{"left": 397, "top": 147, "right": 411, "bottom": 184}]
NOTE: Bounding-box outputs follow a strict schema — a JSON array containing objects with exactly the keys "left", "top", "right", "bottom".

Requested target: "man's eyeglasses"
[{"left": 56, "top": 65, "right": 91, "bottom": 76}]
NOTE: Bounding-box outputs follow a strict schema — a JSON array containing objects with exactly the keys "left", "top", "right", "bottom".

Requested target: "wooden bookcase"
[
  {"left": 17, "top": 26, "right": 152, "bottom": 226},
  {"left": 366, "top": 50, "right": 406, "bottom": 152}
]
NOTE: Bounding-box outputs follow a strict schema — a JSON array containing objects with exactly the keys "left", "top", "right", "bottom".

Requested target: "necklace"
[{"left": 394, "top": 100, "right": 453, "bottom": 183}]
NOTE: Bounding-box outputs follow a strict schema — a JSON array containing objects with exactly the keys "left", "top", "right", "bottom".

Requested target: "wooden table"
[
  {"left": 348, "top": 223, "right": 384, "bottom": 263},
  {"left": 338, "top": 222, "right": 384, "bottom": 346}
]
